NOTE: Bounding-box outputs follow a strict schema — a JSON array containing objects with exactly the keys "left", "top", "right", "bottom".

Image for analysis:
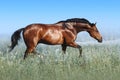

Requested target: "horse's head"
[
  {"left": 56, "top": 18, "right": 103, "bottom": 43},
  {"left": 88, "top": 23, "right": 102, "bottom": 43}
]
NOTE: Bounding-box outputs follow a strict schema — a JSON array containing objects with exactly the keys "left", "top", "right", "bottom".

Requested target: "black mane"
[{"left": 57, "top": 18, "right": 93, "bottom": 25}]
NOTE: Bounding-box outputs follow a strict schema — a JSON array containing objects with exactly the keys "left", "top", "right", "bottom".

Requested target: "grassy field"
[{"left": 0, "top": 39, "right": 120, "bottom": 80}]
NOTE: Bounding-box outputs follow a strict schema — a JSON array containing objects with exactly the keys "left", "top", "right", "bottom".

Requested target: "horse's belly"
[{"left": 40, "top": 33, "right": 63, "bottom": 45}]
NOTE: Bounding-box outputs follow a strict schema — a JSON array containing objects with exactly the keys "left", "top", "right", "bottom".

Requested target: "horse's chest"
[{"left": 63, "top": 30, "right": 76, "bottom": 41}]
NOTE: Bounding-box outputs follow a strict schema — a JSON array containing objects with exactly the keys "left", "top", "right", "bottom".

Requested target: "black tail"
[{"left": 9, "top": 28, "right": 24, "bottom": 52}]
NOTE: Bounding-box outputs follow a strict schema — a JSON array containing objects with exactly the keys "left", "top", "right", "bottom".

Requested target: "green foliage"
[{"left": 0, "top": 40, "right": 120, "bottom": 80}]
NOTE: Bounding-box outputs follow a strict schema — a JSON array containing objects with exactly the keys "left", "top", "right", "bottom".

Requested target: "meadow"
[{"left": 0, "top": 38, "right": 120, "bottom": 80}]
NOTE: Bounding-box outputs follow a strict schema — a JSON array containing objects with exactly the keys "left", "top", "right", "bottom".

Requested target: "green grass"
[{"left": 0, "top": 40, "right": 120, "bottom": 80}]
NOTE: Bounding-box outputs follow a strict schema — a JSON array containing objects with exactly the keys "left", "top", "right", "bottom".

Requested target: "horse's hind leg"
[
  {"left": 24, "top": 47, "right": 35, "bottom": 59},
  {"left": 23, "top": 41, "right": 37, "bottom": 59},
  {"left": 24, "top": 49, "right": 29, "bottom": 59},
  {"left": 23, "top": 36, "right": 38, "bottom": 59}
]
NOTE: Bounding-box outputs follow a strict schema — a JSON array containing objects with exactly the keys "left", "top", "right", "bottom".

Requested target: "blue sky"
[{"left": 0, "top": 0, "right": 120, "bottom": 35}]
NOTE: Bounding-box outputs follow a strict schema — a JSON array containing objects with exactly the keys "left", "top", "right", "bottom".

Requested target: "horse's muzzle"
[{"left": 98, "top": 37, "right": 102, "bottom": 43}]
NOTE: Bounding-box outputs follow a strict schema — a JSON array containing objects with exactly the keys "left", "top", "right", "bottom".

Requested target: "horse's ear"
[
  {"left": 95, "top": 22, "right": 97, "bottom": 25},
  {"left": 91, "top": 22, "right": 96, "bottom": 27},
  {"left": 63, "top": 23, "right": 73, "bottom": 29}
]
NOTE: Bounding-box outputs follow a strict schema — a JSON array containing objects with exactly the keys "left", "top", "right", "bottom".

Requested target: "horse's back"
[{"left": 23, "top": 23, "right": 65, "bottom": 45}]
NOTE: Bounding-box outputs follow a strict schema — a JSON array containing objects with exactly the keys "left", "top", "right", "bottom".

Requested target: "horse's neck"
[{"left": 74, "top": 23, "right": 91, "bottom": 33}]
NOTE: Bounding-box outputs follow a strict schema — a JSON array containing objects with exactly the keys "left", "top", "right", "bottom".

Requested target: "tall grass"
[{"left": 0, "top": 40, "right": 120, "bottom": 80}]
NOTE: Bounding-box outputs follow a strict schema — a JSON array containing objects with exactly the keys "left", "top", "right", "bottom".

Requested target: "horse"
[{"left": 9, "top": 18, "right": 102, "bottom": 59}]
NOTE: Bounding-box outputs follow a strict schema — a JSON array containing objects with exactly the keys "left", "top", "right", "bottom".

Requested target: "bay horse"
[{"left": 9, "top": 18, "right": 102, "bottom": 59}]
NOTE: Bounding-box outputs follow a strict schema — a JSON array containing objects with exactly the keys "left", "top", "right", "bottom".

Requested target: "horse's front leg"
[
  {"left": 77, "top": 45, "right": 82, "bottom": 57},
  {"left": 61, "top": 44, "right": 67, "bottom": 60},
  {"left": 68, "top": 42, "right": 82, "bottom": 57},
  {"left": 61, "top": 44, "right": 67, "bottom": 54}
]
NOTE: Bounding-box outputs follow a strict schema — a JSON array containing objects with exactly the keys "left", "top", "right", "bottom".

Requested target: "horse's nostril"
[{"left": 98, "top": 37, "right": 102, "bottom": 43}]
